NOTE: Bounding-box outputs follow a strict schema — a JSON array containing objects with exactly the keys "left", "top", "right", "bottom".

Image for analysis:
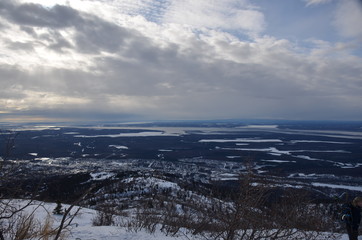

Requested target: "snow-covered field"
[{"left": 5, "top": 200, "right": 357, "bottom": 240}]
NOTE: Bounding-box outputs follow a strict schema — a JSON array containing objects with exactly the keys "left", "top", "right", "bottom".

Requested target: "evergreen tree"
[{"left": 53, "top": 201, "right": 64, "bottom": 215}]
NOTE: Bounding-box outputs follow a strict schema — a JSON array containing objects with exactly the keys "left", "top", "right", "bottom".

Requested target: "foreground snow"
[
  {"left": 15, "top": 200, "right": 194, "bottom": 240},
  {"left": 68, "top": 208, "right": 190, "bottom": 240},
  {"left": 8, "top": 200, "right": 357, "bottom": 240}
]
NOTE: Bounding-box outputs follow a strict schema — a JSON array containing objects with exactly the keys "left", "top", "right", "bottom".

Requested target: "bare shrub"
[
  {"left": 92, "top": 210, "right": 115, "bottom": 226},
  {"left": 38, "top": 216, "right": 56, "bottom": 240},
  {"left": 124, "top": 171, "right": 341, "bottom": 240},
  {"left": 14, "top": 213, "right": 38, "bottom": 240},
  {"left": 192, "top": 174, "right": 340, "bottom": 240},
  {"left": 0, "top": 200, "right": 74, "bottom": 240},
  {"left": 0, "top": 131, "right": 84, "bottom": 240}
]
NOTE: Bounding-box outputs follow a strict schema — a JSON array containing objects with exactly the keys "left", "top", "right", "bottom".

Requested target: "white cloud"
[
  {"left": 333, "top": 0, "right": 362, "bottom": 38},
  {"left": 163, "top": 0, "right": 265, "bottom": 35},
  {"left": 304, "top": 0, "right": 333, "bottom": 6},
  {"left": 17, "top": 0, "right": 265, "bottom": 35}
]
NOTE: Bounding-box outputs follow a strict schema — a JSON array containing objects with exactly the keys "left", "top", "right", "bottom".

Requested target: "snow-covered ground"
[
  {"left": 8, "top": 200, "right": 192, "bottom": 240},
  {"left": 4, "top": 200, "right": 357, "bottom": 240},
  {"left": 68, "top": 208, "right": 189, "bottom": 240}
]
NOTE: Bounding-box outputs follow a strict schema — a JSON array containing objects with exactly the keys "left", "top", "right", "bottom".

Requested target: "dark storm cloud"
[
  {"left": 0, "top": 1, "right": 79, "bottom": 28},
  {"left": 0, "top": 0, "right": 140, "bottom": 54},
  {"left": 74, "top": 16, "right": 133, "bottom": 53}
]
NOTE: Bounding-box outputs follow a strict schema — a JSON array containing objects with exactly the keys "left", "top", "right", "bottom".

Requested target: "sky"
[{"left": 0, "top": 0, "right": 362, "bottom": 123}]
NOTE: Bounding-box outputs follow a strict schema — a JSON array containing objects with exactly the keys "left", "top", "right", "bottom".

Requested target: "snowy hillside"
[
  {"left": 8, "top": 200, "right": 190, "bottom": 240},
  {"left": 4, "top": 199, "right": 355, "bottom": 240}
]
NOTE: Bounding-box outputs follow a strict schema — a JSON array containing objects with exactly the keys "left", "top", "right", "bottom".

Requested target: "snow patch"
[
  {"left": 290, "top": 140, "right": 351, "bottom": 144},
  {"left": 199, "top": 138, "right": 282, "bottom": 143},
  {"left": 262, "top": 160, "right": 296, "bottom": 163},
  {"left": 123, "top": 177, "right": 180, "bottom": 191},
  {"left": 222, "top": 147, "right": 291, "bottom": 156},
  {"left": 34, "top": 157, "right": 51, "bottom": 161},
  {"left": 311, "top": 183, "right": 362, "bottom": 192},
  {"left": 288, "top": 173, "right": 337, "bottom": 179},
  {"left": 109, "top": 145, "right": 129, "bottom": 149},
  {"left": 295, "top": 155, "right": 320, "bottom": 161},
  {"left": 90, "top": 172, "right": 116, "bottom": 181},
  {"left": 75, "top": 131, "right": 179, "bottom": 138},
  {"left": 237, "top": 125, "right": 279, "bottom": 129},
  {"left": 158, "top": 149, "right": 173, "bottom": 152}
]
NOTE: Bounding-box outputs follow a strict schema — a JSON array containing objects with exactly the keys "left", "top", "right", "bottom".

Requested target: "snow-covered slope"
[
  {"left": 10, "top": 200, "right": 191, "bottom": 240},
  {"left": 6, "top": 200, "right": 353, "bottom": 240}
]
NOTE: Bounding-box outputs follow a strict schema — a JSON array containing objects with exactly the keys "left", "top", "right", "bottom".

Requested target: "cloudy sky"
[{"left": 1, "top": 0, "right": 362, "bottom": 123}]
